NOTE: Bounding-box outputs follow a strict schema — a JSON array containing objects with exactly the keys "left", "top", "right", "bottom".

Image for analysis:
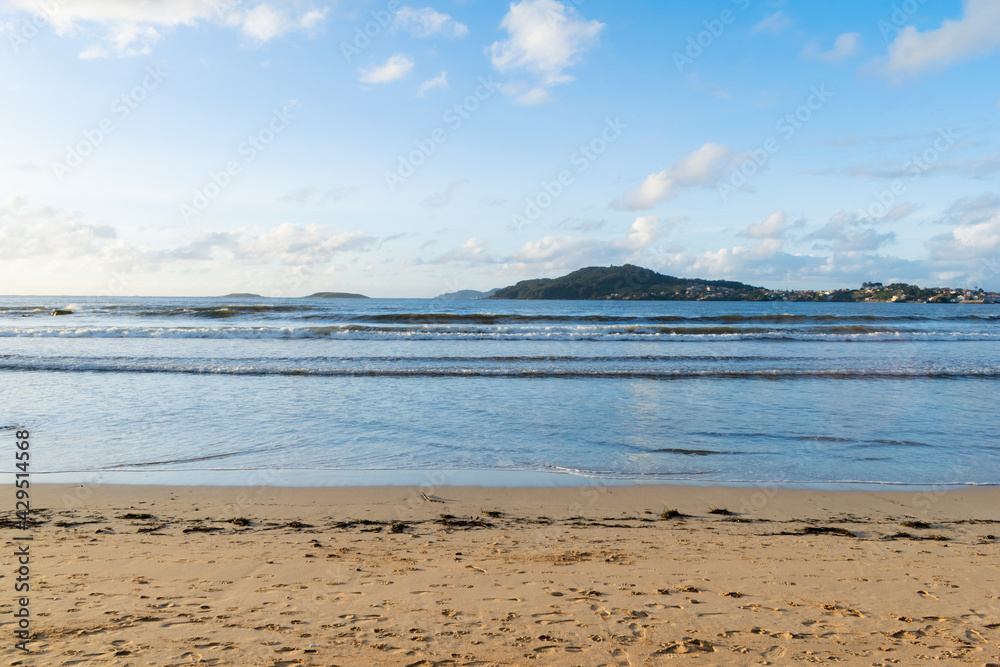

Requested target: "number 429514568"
[{"left": 15, "top": 430, "right": 30, "bottom": 520}]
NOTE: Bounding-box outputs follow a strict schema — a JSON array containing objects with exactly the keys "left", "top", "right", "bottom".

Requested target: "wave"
[
  {"left": 0, "top": 360, "right": 997, "bottom": 379},
  {"left": 0, "top": 324, "right": 995, "bottom": 341},
  {"left": 105, "top": 451, "right": 246, "bottom": 468},
  {"left": 693, "top": 431, "right": 936, "bottom": 448},
  {"left": 347, "top": 312, "right": 1000, "bottom": 325}
]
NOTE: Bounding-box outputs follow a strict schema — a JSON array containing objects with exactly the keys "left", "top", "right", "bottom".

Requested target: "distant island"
[
  {"left": 490, "top": 265, "right": 765, "bottom": 300},
  {"left": 434, "top": 288, "right": 500, "bottom": 300},
  {"left": 487, "top": 265, "right": 999, "bottom": 303},
  {"left": 222, "top": 293, "right": 262, "bottom": 298},
  {"left": 303, "top": 292, "right": 369, "bottom": 299}
]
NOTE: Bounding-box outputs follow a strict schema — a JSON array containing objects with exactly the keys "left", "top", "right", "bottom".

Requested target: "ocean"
[{"left": 1, "top": 296, "right": 998, "bottom": 488}]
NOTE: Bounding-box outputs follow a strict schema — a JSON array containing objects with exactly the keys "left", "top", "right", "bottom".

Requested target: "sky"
[{"left": 1, "top": 0, "right": 999, "bottom": 297}]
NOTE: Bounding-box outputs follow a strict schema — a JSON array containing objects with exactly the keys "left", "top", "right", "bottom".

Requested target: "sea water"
[{"left": 0, "top": 296, "right": 997, "bottom": 487}]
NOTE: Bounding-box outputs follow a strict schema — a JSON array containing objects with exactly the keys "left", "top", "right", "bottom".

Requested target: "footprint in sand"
[
  {"left": 532, "top": 611, "right": 572, "bottom": 625},
  {"left": 917, "top": 590, "right": 938, "bottom": 600},
  {"left": 608, "top": 647, "right": 632, "bottom": 665},
  {"left": 762, "top": 645, "right": 787, "bottom": 659},
  {"left": 653, "top": 638, "right": 716, "bottom": 654},
  {"left": 589, "top": 604, "right": 612, "bottom": 620}
]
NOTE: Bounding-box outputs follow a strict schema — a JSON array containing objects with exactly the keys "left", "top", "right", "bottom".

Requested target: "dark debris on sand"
[{"left": 778, "top": 526, "right": 857, "bottom": 538}]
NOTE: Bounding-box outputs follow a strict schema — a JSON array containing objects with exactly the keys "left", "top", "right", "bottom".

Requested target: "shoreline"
[
  {"left": 26, "top": 483, "right": 1000, "bottom": 525},
  {"left": 11, "top": 468, "right": 1000, "bottom": 491},
  {"left": 3, "top": 484, "right": 997, "bottom": 664}
]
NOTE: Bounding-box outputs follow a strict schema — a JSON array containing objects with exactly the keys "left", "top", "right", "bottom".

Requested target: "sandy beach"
[{"left": 2, "top": 483, "right": 998, "bottom": 666}]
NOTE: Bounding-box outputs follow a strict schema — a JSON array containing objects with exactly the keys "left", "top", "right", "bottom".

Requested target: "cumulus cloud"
[
  {"left": 430, "top": 237, "right": 495, "bottom": 264},
  {"left": 393, "top": 6, "right": 468, "bottom": 38},
  {"left": 802, "top": 32, "right": 861, "bottom": 63},
  {"left": 614, "top": 215, "right": 668, "bottom": 251},
  {"left": 417, "top": 70, "right": 449, "bottom": 97},
  {"left": 0, "top": 196, "right": 377, "bottom": 284},
  {"left": 159, "top": 223, "right": 376, "bottom": 266},
  {"left": 928, "top": 196, "right": 1000, "bottom": 263},
  {"left": 487, "top": 0, "right": 603, "bottom": 105},
  {"left": 358, "top": 53, "right": 414, "bottom": 84},
  {"left": 0, "top": 195, "right": 136, "bottom": 266},
  {"left": 744, "top": 211, "right": 797, "bottom": 239},
  {"left": 660, "top": 239, "right": 788, "bottom": 280},
  {"left": 430, "top": 215, "right": 675, "bottom": 270},
  {"left": 870, "top": 0, "right": 1000, "bottom": 78},
  {"left": 1, "top": 0, "right": 328, "bottom": 58},
  {"left": 806, "top": 212, "right": 895, "bottom": 253},
  {"left": 238, "top": 4, "right": 327, "bottom": 43},
  {"left": 612, "top": 143, "right": 733, "bottom": 211}
]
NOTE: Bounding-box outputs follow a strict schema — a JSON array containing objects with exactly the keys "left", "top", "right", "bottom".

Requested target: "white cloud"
[
  {"left": 239, "top": 4, "right": 327, "bottom": 43},
  {"left": 928, "top": 200, "right": 1000, "bottom": 263},
  {"left": 871, "top": 0, "right": 1000, "bottom": 78},
  {"left": 751, "top": 11, "right": 793, "bottom": 35},
  {"left": 806, "top": 212, "right": 895, "bottom": 253},
  {"left": 803, "top": 32, "right": 861, "bottom": 63},
  {"left": 358, "top": 54, "right": 414, "bottom": 84},
  {"left": 614, "top": 215, "right": 665, "bottom": 251},
  {"left": 0, "top": 196, "right": 377, "bottom": 282},
  {"left": 612, "top": 143, "right": 733, "bottom": 211},
  {"left": 667, "top": 239, "right": 787, "bottom": 279},
  {"left": 0, "top": 0, "right": 327, "bottom": 57},
  {"left": 507, "top": 235, "right": 599, "bottom": 264},
  {"left": 432, "top": 238, "right": 495, "bottom": 264},
  {"left": 158, "top": 223, "right": 376, "bottom": 266},
  {"left": 417, "top": 70, "right": 449, "bottom": 97},
  {"left": 393, "top": 6, "right": 468, "bottom": 38},
  {"left": 745, "top": 211, "right": 792, "bottom": 239},
  {"left": 432, "top": 215, "right": 678, "bottom": 271},
  {"left": 487, "top": 0, "right": 603, "bottom": 105},
  {"left": 0, "top": 195, "right": 139, "bottom": 272}
]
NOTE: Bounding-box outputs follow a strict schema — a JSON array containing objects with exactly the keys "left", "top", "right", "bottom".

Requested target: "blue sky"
[{"left": 1, "top": 0, "right": 999, "bottom": 297}]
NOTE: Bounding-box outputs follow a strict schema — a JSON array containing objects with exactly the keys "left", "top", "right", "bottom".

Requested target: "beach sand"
[{"left": 3, "top": 483, "right": 999, "bottom": 666}]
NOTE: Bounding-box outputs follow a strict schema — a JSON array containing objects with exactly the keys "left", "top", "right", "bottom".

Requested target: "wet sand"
[{"left": 2, "top": 483, "right": 999, "bottom": 666}]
